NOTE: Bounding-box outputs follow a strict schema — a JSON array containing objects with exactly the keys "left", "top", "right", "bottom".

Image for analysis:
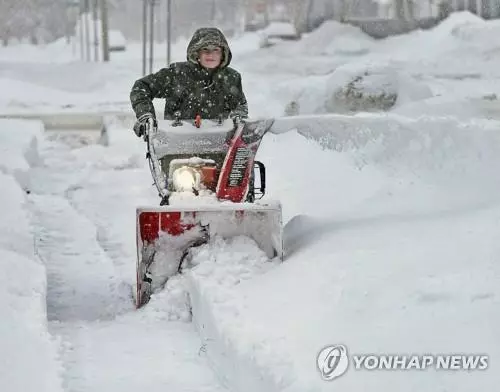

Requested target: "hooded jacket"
[{"left": 130, "top": 27, "right": 248, "bottom": 121}]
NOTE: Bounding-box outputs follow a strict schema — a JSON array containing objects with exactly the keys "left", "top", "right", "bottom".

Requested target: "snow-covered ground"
[{"left": 1, "top": 11, "right": 500, "bottom": 392}]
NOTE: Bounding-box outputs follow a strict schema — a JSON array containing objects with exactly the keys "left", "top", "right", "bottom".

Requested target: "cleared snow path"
[
  {"left": 27, "top": 133, "right": 228, "bottom": 392},
  {"left": 31, "top": 193, "right": 131, "bottom": 321}
]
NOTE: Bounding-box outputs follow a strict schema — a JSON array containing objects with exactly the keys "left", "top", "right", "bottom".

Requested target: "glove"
[{"left": 133, "top": 113, "right": 157, "bottom": 139}]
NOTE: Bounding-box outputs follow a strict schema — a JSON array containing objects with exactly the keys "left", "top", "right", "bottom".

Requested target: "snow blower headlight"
[{"left": 172, "top": 166, "right": 201, "bottom": 192}]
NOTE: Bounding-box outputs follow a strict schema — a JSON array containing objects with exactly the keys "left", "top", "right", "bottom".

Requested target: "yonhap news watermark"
[{"left": 316, "top": 344, "right": 489, "bottom": 381}]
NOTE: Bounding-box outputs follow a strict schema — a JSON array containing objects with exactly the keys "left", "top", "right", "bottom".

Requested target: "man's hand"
[{"left": 133, "top": 113, "right": 157, "bottom": 139}]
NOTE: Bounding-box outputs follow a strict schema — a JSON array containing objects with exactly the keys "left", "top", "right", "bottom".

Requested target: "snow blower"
[{"left": 135, "top": 115, "right": 283, "bottom": 308}]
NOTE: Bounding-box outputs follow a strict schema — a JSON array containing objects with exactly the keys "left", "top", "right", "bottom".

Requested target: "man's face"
[{"left": 199, "top": 46, "right": 222, "bottom": 69}]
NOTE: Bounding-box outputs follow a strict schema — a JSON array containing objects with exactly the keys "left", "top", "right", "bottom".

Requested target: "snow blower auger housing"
[{"left": 135, "top": 116, "right": 283, "bottom": 308}]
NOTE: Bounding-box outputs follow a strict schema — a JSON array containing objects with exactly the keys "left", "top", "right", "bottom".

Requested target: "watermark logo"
[
  {"left": 316, "top": 344, "right": 488, "bottom": 381},
  {"left": 316, "top": 344, "right": 349, "bottom": 380}
]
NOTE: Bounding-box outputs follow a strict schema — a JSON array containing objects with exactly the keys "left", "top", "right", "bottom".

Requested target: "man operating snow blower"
[{"left": 130, "top": 27, "right": 248, "bottom": 137}]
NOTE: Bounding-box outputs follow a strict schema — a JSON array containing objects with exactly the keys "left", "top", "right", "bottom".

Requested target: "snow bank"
[
  {"left": 251, "top": 11, "right": 500, "bottom": 118},
  {"left": 322, "top": 64, "right": 433, "bottom": 113},
  {"left": 0, "top": 119, "right": 63, "bottom": 392},
  {"left": 421, "top": 11, "right": 500, "bottom": 60},
  {"left": 435, "top": 10, "right": 487, "bottom": 36},
  {"left": 447, "top": 16, "right": 500, "bottom": 59},
  {"left": 270, "top": 113, "right": 500, "bottom": 191},
  {"left": 282, "top": 64, "right": 432, "bottom": 115},
  {"left": 0, "top": 78, "right": 86, "bottom": 112},
  {"left": 0, "top": 249, "right": 64, "bottom": 392},
  {"left": 390, "top": 92, "right": 500, "bottom": 120},
  {"left": 0, "top": 119, "right": 43, "bottom": 175},
  {"left": 0, "top": 64, "right": 134, "bottom": 112},
  {"left": 0, "top": 41, "right": 74, "bottom": 63},
  {"left": 237, "top": 20, "right": 373, "bottom": 77},
  {"left": 376, "top": 11, "right": 500, "bottom": 64},
  {"left": 450, "top": 17, "right": 500, "bottom": 43},
  {"left": 0, "top": 173, "right": 35, "bottom": 257},
  {"left": 187, "top": 236, "right": 281, "bottom": 392},
  {"left": 205, "top": 208, "right": 500, "bottom": 392},
  {"left": 0, "top": 119, "right": 43, "bottom": 254},
  {"left": 297, "top": 20, "right": 374, "bottom": 57},
  {"left": 262, "top": 22, "right": 298, "bottom": 38},
  {"left": 188, "top": 114, "right": 500, "bottom": 391}
]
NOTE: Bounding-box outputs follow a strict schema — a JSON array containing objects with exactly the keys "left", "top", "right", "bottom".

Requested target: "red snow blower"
[{"left": 135, "top": 116, "right": 283, "bottom": 308}]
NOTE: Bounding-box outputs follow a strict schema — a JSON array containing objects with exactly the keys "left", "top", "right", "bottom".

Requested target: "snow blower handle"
[
  {"left": 145, "top": 118, "right": 170, "bottom": 205},
  {"left": 143, "top": 116, "right": 157, "bottom": 141}
]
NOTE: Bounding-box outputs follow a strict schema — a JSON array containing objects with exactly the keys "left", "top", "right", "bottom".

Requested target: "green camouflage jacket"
[{"left": 130, "top": 27, "right": 248, "bottom": 121}]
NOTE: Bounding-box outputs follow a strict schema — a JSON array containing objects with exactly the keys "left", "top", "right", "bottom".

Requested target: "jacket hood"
[{"left": 187, "top": 27, "right": 232, "bottom": 69}]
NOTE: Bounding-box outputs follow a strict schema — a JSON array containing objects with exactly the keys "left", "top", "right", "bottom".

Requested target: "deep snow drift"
[
  {"left": 1, "top": 10, "right": 500, "bottom": 392},
  {"left": 192, "top": 113, "right": 500, "bottom": 391}
]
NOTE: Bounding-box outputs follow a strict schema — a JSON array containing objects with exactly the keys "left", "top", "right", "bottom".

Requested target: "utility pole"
[
  {"left": 79, "top": 0, "right": 85, "bottom": 60},
  {"left": 100, "top": 0, "right": 110, "bottom": 61},
  {"left": 92, "top": 0, "right": 99, "bottom": 61},
  {"left": 65, "top": 5, "right": 71, "bottom": 44},
  {"left": 142, "top": 0, "right": 148, "bottom": 75},
  {"left": 66, "top": 0, "right": 80, "bottom": 57},
  {"left": 149, "top": 0, "right": 156, "bottom": 74},
  {"left": 142, "top": 0, "right": 160, "bottom": 74},
  {"left": 166, "top": 0, "right": 172, "bottom": 65},
  {"left": 71, "top": 7, "right": 76, "bottom": 55},
  {"left": 83, "top": 0, "right": 91, "bottom": 61}
]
